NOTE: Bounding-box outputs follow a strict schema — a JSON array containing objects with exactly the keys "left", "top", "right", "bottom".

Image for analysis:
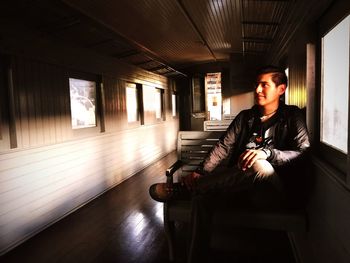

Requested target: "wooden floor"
[{"left": 1, "top": 151, "right": 295, "bottom": 263}]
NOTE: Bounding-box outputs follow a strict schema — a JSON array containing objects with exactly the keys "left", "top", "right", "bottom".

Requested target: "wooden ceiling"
[{"left": 2, "top": 0, "right": 334, "bottom": 77}]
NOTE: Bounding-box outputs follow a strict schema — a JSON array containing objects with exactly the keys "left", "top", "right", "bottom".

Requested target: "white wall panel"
[{"left": 0, "top": 121, "right": 178, "bottom": 254}]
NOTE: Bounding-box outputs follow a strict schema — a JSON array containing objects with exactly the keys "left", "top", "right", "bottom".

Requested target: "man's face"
[{"left": 254, "top": 73, "right": 286, "bottom": 107}]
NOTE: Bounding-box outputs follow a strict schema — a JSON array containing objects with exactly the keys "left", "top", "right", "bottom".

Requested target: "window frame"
[
  {"left": 126, "top": 82, "right": 144, "bottom": 128},
  {"left": 316, "top": 3, "right": 350, "bottom": 183},
  {"left": 126, "top": 82, "right": 139, "bottom": 124}
]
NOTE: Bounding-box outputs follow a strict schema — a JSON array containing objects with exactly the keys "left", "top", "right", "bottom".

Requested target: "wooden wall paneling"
[
  {"left": 55, "top": 68, "right": 67, "bottom": 142},
  {"left": 288, "top": 57, "right": 306, "bottom": 108},
  {"left": 51, "top": 66, "right": 61, "bottom": 142},
  {"left": 312, "top": 162, "right": 350, "bottom": 257},
  {"left": 51, "top": 66, "right": 62, "bottom": 142},
  {"left": 0, "top": 56, "right": 11, "bottom": 150},
  {"left": 294, "top": 159, "right": 350, "bottom": 262},
  {"left": 166, "top": 80, "right": 171, "bottom": 118},
  {"left": 0, "top": 121, "right": 178, "bottom": 254},
  {"left": 161, "top": 87, "right": 168, "bottom": 121},
  {"left": 40, "top": 62, "right": 53, "bottom": 145},
  {"left": 111, "top": 77, "right": 120, "bottom": 130},
  {"left": 24, "top": 59, "right": 36, "bottom": 147},
  {"left": 306, "top": 43, "right": 316, "bottom": 143},
  {"left": 57, "top": 66, "right": 68, "bottom": 141},
  {"left": 32, "top": 60, "right": 44, "bottom": 146},
  {"left": 59, "top": 70, "right": 68, "bottom": 141},
  {"left": 103, "top": 76, "right": 127, "bottom": 132},
  {"left": 13, "top": 58, "right": 58, "bottom": 148},
  {"left": 14, "top": 57, "right": 28, "bottom": 148},
  {"left": 0, "top": 70, "right": 3, "bottom": 142},
  {"left": 0, "top": 22, "right": 178, "bottom": 255},
  {"left": 137, "top": 83, "right": 145, "bottom": 126},
  {"left": 117, "top": 78, "right": 127, "bottom": 129},
  {"left": 163, "top": 88, "right": 168, "bottom": 120},
  {"left": 41, "top": 63, "right": 50, "bottom": 144},
  {"left": 164, "top": 88, "right": 173, "bottom": 120},
  {"left": 62, "top": 69, "right": 73, "bottom": 140},
  {"left": 30, "top": 60, "right": 40, "bottom": 145},
  {"left": 99, "top": 77, "right": 106, "bottom": 133},
  {"left": 113, "top": 78, "right": 121, "bottom": 129},
  {"left": 101, "top": 76, "right": 113, "bottom": 131},
  {"left": 30, "top": 59, "right": 45, "bottom": 145},
  {"left": 0, "top": 23, "right": 168, "bottom": 94},
  {"left": 38, "top": 63, "right": 47, "bottom": 144},
  {"left": 114, "top": 77, "right": 121, "bottom": 129},
  {"left": 285, "top": 25, "right": 315, "bottom": 110},
  {"left": 167, "top": 88, "right": 172, "bottom": 119},
  {"left": 47, "top": 63, "right": 63, "bottom": 144},
  {"left": 11, "top": 58, "right": 20, "bottom": 147},
  {"left": 8, "top": 68, "right": 17, "bottom": 149}
]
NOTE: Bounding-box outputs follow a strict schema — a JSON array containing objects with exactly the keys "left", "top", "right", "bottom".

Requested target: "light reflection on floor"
[
  {"left": 127, "top": 211, "right": 147, "bottom": 238},
  {"left": 154, "top": 202, "right": 164, "bottom": 223}
]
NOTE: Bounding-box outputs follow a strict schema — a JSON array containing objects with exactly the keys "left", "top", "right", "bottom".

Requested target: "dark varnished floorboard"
[{"left": 1, "top": 151, "right": 295, "bottom": 263}]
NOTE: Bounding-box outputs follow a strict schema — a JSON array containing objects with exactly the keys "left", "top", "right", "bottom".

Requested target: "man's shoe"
[{"left": 149, "top": 182, "right": 190, "bottom": 202}]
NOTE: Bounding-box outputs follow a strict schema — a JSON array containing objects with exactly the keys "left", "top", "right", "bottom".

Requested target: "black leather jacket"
[{"left": 202, "top": 102, "right": 310, "bottom": 173}]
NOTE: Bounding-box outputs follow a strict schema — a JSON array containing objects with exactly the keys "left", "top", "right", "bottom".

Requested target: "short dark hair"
[{"left": 256, "top": 65, "right": 288, "bottom": 87}]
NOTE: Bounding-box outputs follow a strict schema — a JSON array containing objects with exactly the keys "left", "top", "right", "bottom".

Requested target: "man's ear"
[{"left": 278, "top": 84, "right": 286, "bottom": 95}]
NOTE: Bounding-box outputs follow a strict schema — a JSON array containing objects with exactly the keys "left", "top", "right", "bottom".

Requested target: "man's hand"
[
  {"left": 181, "top": 172, "right": 202, "bottom": 191},
  {"left": 238, "top": 149, "right": 268, "bottom": 171}
]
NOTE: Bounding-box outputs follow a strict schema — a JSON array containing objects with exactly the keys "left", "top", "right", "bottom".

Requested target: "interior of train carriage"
[{"left": 0, "top": 0, "right": 350, "bottom": 262}]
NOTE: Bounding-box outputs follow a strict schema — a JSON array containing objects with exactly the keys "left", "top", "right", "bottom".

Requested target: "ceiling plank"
[{"left": 175, "top": 0, "right": 217, "bottom": 61}]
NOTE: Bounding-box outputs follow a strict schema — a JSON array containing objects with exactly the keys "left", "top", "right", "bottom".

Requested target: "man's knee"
[{"left": 249, "top": 159, "right": 276, "bottom": 179}]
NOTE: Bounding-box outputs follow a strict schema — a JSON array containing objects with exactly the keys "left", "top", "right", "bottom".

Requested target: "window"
[
  {"left": 319, "top": 12, "right": 350, "bottom": 176},
  {"left": 142, "top": 85, "right": 165, "bottom": 124},
  {"left": 69, "top": 78, "right": 97, "bottom": 129},
  {"left": 172, "top": 94, "right": 177, "bottom": 117},
  {"left": 126, "top": 83, "right": 139, "bottom": 123},
  {"left": 155, "top": 88, "right": 164, "bottom": 120},
  {"left": 321, "top": 15, "right": 349, "bottom": 154}
]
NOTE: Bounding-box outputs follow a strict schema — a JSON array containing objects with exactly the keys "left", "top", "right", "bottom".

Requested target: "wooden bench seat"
[{"left": 163, "top": 131, "right": 307, "bottom": 262}]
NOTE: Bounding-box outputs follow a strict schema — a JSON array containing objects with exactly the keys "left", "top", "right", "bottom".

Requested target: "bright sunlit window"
[
  {"left": 321, "top": 15, "right": 349, "bottom": 154},
  {"left": 172, "top": 94, "right": 177, "bottom": 117},
  {"left": 69, "top": 78, "right": 97, "bottom": 129},
  {"left": 155, "top": 88, "right": 163, "bottom": 120},
  {"left": 126, "top": 83, "right": 139, "bottom": 123}
]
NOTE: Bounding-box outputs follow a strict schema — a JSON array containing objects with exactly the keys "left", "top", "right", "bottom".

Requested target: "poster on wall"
[{"left": 206, "top": 72, "right": 222, "bottom": 120}]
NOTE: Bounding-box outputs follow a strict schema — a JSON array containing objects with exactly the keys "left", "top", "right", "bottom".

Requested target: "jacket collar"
[{"left": 248, "top": 100, "right": 287, "bottom": 129}]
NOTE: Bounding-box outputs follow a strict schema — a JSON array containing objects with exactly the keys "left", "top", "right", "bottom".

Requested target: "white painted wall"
[
  {"left": 0, "top": 121, "right": 178, "bottom": 254},
  {"left": 230, "top": 91, "right": 255, "bottom": 117}
]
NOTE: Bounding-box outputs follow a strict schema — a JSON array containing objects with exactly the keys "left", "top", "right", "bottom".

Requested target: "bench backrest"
[{"left": 177, "top": 131, "right": 225, "bottom": 177}]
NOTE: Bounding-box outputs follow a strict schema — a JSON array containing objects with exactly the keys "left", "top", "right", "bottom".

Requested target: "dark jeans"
[{"left": 187, "top": 161, "right": 286, "bottom": 263}]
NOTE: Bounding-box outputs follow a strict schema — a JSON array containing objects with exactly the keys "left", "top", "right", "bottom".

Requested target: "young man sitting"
[{"left": 149, "top": 66, "right": 310, "bottom": 262}]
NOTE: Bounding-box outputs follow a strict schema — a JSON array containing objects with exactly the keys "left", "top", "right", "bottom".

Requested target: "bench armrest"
[
  {"left": 166, "top": 160, "right": 184, "bottom": 177},
  {"left": 165, "top": 160, "right": 184, "bottom": 185}
]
